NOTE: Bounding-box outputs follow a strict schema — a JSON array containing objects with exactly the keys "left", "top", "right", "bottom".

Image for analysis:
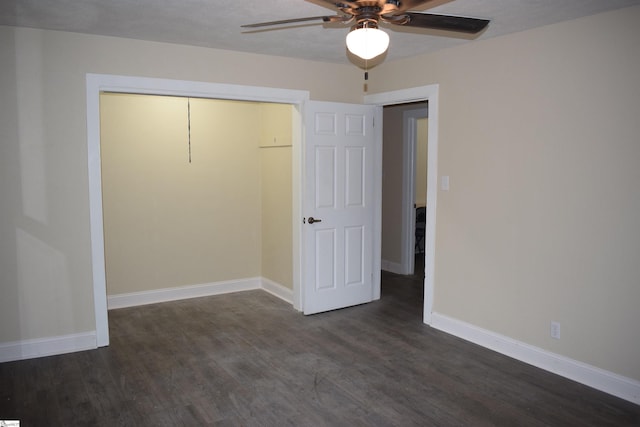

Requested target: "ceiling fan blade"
[
  {"left": 241, "top": 15, "right": 342, "bottom": 28},
  {"left": 400, "top": 12, "right": 489, "bottom": 33},
  {"left": 313, "top": 0, "right": 359, "bottom": 11},
  {"left": 394, "top": 0, "right": 439, "bottom": 13}
]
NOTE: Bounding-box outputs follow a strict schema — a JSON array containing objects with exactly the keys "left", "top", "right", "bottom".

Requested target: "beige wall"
[
  {"left": 414, "top": 118, "right": 428, "bottom": 208},
  {"left": 2, "top": 4, "right": 639, "bottom": 384},
  {"left": 259, "top": 103, "right": 293, "bottom": 289},
  {"left": 0, "top": 25, "right": 359, "bottom": 344},
  {"left": 381, "top": 104, "right": 405, "bottom": 265},
  {"left": 372, "top": 6, "right": 640, "bottom": 380},
  {"left": 381, "top": 103, "right": 427, "bottom": 265},
  {"left": 260, "top": 152, "right": 293, "bottom": 287},
  {"left": 101, "top": 94, "right": 289, "bottom": 295}
]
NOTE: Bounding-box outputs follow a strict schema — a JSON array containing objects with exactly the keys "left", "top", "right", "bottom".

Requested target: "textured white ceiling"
[{"left": 1, "top": 0, "right": 639, "bottom": 64}]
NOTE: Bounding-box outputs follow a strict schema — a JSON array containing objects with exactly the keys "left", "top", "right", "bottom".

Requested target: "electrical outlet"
[{"left": 550, "top": 321, "right": 561, "bottom": 339}]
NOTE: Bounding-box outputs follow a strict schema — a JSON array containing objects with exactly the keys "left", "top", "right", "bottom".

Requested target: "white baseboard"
[
  {"left": 381, "top": 259, "right": 407, "bottom": 275},
  {"left": 107, "top": 277, "right": 262, "bottom": 309},
  {"left": 0, "top": 332, "right": 96, "bottom": 363},
  {"left": 261, "top": 278, "right": 294, "bottom": 304},
  {"left": 1, "top": 277, "right": 288, "bottom": 363},
  {"left": 430, "top": 312, "right": 640, "bottom": 405}
]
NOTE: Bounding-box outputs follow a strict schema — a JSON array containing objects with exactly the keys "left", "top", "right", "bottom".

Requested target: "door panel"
[
  {"left": 345, "top": 146, "right": 365, "bottom": 207},
  {"left": 345, "top": 225, "right": 364, "bottom": 285},
  {"left": 303, "top": 101, "right": 376, "bottom": 314},
  {"left": 315, "top": 147, "right": 336, "bottom": 208},
  {"left": 316, "top": 229, "right": 336, "bottom": 290}
]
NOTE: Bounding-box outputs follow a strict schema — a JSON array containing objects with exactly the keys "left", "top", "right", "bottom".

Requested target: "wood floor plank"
[{"left": 1, "top": 268, "right": 639, "bottom": 426}]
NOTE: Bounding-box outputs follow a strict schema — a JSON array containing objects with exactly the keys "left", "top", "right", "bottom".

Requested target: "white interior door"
[{"left": 303, "top": 101, "right": 376, "bottom": 314}]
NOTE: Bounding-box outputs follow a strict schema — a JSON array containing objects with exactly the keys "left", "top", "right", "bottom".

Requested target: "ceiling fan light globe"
[{"left": 346, "top": 27, "right": 389, "bottom": 60}]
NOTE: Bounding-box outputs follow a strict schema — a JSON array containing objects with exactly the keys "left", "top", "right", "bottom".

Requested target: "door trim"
[
  {"left": 86, "top": 73, "right": 309, "bottom": 346},
  {"left": 364, "top": 85, "right": 439, "bottom": 325}
]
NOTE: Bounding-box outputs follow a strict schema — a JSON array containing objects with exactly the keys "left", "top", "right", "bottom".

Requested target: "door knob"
[{"left": 308, "top": 217, "right": 322, "bottom": 224}]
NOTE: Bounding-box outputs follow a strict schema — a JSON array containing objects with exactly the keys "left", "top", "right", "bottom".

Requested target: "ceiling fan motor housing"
[{"left": 242, "top": 0, "right": 490, "bottom": 60}]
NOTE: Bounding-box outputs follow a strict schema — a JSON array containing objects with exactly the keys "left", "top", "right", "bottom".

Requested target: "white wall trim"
[
  {"left": 86, "top": 73, "right": 310, "bottom": 346},
  {"left": 2, "top": 279, "right": 295, "bottom": 363},
  {"left": 364, "top": 85, "right": 439, "bottom": 325},
  {"left": 261, "top": 278, "right": 294, "bottom": 305},
  {"left": 0, "top": 332, "right": 97, "bottom": 363},
  {"left": 86, "top": 74, "right": 310, "bottom": 104},
  {"left": 381, "top": 259, "right": 405, "bottom": 275},
  {"left": 291, "top": 105, "right": 303, "bottom": 312},
  {"left": 107, "top": 277, "right": 262, "bottom": 310},
  {"left": 431, "top": 312, "right": 640, "bottom": 405},
  {"left": 365, "top": 86, "right": 436, "bottom": 105},
  {"left": 372, "top": 105, "right": 384, "bottom": 301}
]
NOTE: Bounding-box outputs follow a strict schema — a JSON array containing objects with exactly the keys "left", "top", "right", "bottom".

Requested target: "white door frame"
[
  {"left": 86, "top": 75, "right": 436, "bottom": 347},
  {"left": 365, "top": 85, "right": 439, "bottom": 325},
  {"left": 86, "top": 73, "right": 309, "bottom": 346}
]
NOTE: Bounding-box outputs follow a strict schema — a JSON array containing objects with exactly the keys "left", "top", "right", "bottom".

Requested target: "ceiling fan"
[{"left": 242, "top": 0, "right": 490, "bottom": 61}]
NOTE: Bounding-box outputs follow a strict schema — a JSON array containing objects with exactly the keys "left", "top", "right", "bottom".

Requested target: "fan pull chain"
[
  {"left": 364, "top": 59, "right": 369, "bottom": 92},
  {"left": 365, "top": 58, "right": 368, "bottom": 80},
  {"left": 187, "top": 98, "right": 192, "bottom": 163}
]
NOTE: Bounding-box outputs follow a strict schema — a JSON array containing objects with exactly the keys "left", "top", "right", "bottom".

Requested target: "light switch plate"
[{"left": 441, "top": 176, "right": 450, "bottom": 191}]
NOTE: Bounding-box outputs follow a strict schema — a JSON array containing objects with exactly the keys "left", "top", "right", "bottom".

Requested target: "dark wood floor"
[{"left": 2, "top": 265, "right": 639, "bottom": 426}]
